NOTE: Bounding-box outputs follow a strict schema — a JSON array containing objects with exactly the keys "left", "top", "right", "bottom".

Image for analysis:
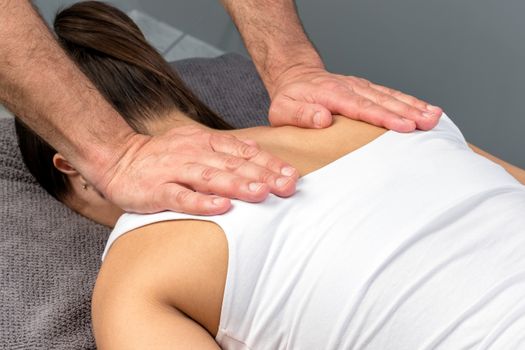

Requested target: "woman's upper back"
[{"left": 100, "top": 115, "right": 525, "bottom": 349}]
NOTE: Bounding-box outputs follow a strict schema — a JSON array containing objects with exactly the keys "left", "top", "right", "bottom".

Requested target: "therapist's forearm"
[
  {"left": 220, "top": 0, "right": 323, "bottom": 96},
  {"left": 0, "top": 0, "right": 134, "bottom": 171}
]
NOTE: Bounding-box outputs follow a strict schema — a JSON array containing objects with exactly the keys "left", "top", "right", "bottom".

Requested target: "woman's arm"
[
  {"left": 92, "top": 220, "right": 228, "bottom": 349},
  {"left": 92, "top": 289, "right": 220, "bottom": 349},
  {"left": 470, "top": 144, "right": 525, "bottom": 185}
]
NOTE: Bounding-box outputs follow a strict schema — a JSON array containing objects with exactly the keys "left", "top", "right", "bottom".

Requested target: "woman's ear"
[{"left": 52, "top": 153, "right": 79, "bottom": 175}]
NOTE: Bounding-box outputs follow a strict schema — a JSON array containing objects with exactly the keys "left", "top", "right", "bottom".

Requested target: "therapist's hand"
[
  {"left": 268, "top": 66, "right": 443, "bottom": 132},
  {"left": 96, "top": 126, "right": 297, "bottom": 215}
]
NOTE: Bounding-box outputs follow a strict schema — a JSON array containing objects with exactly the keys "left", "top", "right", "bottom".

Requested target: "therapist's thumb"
[{"left": 268, "top": 97, "right": 333, "bottom": 129}]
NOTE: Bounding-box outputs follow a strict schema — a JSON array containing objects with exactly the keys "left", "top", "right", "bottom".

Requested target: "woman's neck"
[
  {"left": 72, "top": 115, "right": 387, "bottom": 228},
  {"left": 232, "top": 117, "right": 389, "bottom": 177},
  {"left": 153, "top": 114, "right": 387, "bottom": 177}
]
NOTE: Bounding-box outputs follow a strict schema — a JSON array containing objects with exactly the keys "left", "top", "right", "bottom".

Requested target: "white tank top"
[{"left": 103, "top": 115, "right": 525, "bottom": 349}]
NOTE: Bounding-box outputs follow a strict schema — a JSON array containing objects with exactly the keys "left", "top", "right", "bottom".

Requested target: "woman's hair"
[{"left": 15, "top": 1, "right": 233, "bottom": 202}]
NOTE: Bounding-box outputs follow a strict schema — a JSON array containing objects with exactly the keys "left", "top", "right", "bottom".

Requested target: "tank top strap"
[{"left": 102, "top": 209, "right": 239, "bottom": 261}]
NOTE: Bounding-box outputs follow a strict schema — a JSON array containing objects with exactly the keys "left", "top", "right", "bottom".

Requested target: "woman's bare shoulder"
[{"left": 95, "top": 219, "right": 228, "bottom": 336}]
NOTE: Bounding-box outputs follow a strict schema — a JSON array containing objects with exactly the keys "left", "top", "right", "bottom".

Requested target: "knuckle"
[
  {"left": 260, "top": 170, "right": 276, "bottom": 184},
  {"left": 224, "top": 156, "right": 245, "bottom": 170},
  {"left": 391, "top": 89, "right": 405, "bottom": 98},
  {"left": 266, "top": 156, "right": 283, "bottom": 172},
  {"left": 356, "top": 97, "right": 375, "bottom": 109},
  {"left": 293, "top": 104, "right": 308, "bottom": 125},
  {"left": 410, "top": 97, "right": 428, "bottom": 109},
  {"left": 328, "top": 82, "right": 349, "bottom": 95},
  {"left": 346, "top": 76, "right": 359, "bottom": 85},
  {"left": 207, "top": 134, "right": 218, "bottom": 145},
  {"left": 231, "top": 177, "right": 249, "bottom": 192},
  {"left": 408, "top": 105, "right": 422, "bottom": 116},
  {"left": 322, "top": 80, "right": 343, "bottom": 91},
  {"left": 201, "top": 167, "right": 222, "bottom": 181},
  {"left": 398, "top": 105, "right": 414, "bottom": 117},
  {"left": 240, "top": 143, "right": 259, "bottom": 158},
  {"left": 415, "top": 99, "right": 428, "bottom": 109},
  {"left": 376, "top": 93, "right": 394, "bottom": 105},
  {"left": 209, "top": 133, "right": 229, "bottom": 145},
  {"left": 357, "top": 77, "right": 371, "bottom": 87},
  {"left": 174, "top": 189, "right": 193, "bottom": 206}
]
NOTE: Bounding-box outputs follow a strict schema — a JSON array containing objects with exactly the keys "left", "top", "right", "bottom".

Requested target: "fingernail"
[
  {"left": 314, "top": 112, "right": 323, "bottom": 128},
  {"left": 276, "top": 177, "right": 290, "bottom": 188},
  {"left": 422, "top": 112, "right": 434, "bottom": 118},
  {"left": 426, "top": 104, "right": 441, "bottom": 113},
  {"left": 281, "top": 166, "right": 296, "bottom": 177},
  {"left": 212, "top": 197, "right": 228, "bottom": 206},
  {"left": 249, "top": 182, "right": 264, "bottom": 192}
]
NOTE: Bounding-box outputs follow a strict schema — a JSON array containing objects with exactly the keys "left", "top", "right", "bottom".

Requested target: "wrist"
[
  {"left": 71, "top": 113, "right": 142, "bottom": 195},
  {"left": 256, "top": 30, "right": 325, "bottom": 96},
  {"left": 223, "top": 0, "right": 324, "bottom": 97},
  {"left": 264, "top": 49, "right": 325, "bottom": 97},
  {"left": 82, "top": 125, "right": 144, "bottom": 192}
]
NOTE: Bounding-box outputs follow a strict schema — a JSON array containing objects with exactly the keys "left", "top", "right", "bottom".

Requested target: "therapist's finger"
[
  {"left": 194, "top": 152, "right": 296, "bottom": 197},
  {"left": 268, "top": 96, "right": 334, "bottom": 129},
  {"left": 154, "top": 183, "right": 232, "bottom": 215},
  {"left": 370, "top": 83, "right": 443, "bottom": 129},
  {"left": 322, "top": 90, "right": 417, "bottom": 132},
  {"left": 209, "top": 133, "right": 299, "bottom": 180},
  {"left": 369, "top": 83, "right": 429, "bottom": 111},
  {"left": 350, "top": 81, "right": 438, "bottom": 131},
  {"left": 244, "top": 146, "right": 300, "bottom": 181},
  {"left": 176, "top": 162, "right": 271, "bottom": 202},
  {"left": 209, "top": 133, "right": 260, "bottom": 159}
]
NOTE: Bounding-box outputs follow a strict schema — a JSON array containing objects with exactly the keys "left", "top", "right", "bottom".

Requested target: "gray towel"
[{"left": 0, "top": 53, "right": 269, "bottom": 349}]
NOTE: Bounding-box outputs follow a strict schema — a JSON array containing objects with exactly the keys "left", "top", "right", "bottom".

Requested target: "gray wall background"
[{"left": 33, "top": 0, "right": 525, "bottom": 167}]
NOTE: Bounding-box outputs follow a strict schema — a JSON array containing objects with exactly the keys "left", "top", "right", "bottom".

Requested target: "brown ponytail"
[{"left": 15, "top": 1, "right": 232, "bottom": 201}]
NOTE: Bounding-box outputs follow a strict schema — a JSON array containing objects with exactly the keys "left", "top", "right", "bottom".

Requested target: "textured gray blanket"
[{"left": 0, "top": 53, "right": 269, "bottom": 349}]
